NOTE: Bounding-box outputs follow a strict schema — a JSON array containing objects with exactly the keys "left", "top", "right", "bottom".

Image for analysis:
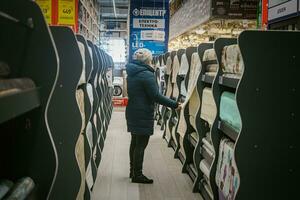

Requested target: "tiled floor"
[{"left": 92, "top": 108, "right": 202, "bottom": 200}]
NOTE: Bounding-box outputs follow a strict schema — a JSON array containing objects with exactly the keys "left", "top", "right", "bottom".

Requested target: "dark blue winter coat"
[{"left": 125, "top": 61, "right": 178, "bottom": 136}]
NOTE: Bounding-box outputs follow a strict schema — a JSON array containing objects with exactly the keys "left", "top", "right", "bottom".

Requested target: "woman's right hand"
[{"left": 175, "top": 103, "right": 182, "bottom": 111}]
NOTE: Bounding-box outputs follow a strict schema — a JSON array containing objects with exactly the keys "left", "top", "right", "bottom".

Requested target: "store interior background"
[{"left": 82, "top": 0, "right": 269, "bottom": 96}]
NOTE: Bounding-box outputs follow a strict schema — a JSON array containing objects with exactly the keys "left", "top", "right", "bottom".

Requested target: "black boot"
[
  {"left": 132, "top": 174, "right": 153, "bottom": 184},
  {"left": 131, "top": 134, "right": 151, "bottom": 183}
]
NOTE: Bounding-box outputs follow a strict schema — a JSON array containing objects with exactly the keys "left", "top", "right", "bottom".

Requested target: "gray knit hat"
[{"left": 133, "top": 48, "right": 153, "bottom": 64}]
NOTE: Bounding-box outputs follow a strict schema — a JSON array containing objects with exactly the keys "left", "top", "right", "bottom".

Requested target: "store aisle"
[{"left": 92, "top": 108, "right": 202, "bottom": 200}]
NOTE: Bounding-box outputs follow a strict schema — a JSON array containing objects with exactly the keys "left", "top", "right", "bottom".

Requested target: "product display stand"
[
  {"left": 47, "top": 26, "right": 83, "bottom": 199},
  {"left": 94, "top": 47, "right": 105, "bottom": 151},
  {"left": 179, "top": 46, "right": 203, "bottom": 192},
  {"left": 170, "top": 49, "right": 185, "bottom": 159},
  {"left": 87, "top": 41, "right": 102, "bottom": 170},
  {"left": 0, "top": 1, "right": 58, "bottom": 198},
  {"left": 163, "top": 51, "right": 177, "bottom": 147},
  {"left": 209, "top": 37, "right": 237, "bottom": 200},
  {"left": 76, "top": 34, "right": 94, "bottom": 200},
  {"left": 235, "top": 30, "right": 298, "bottom": 199},
  {"left": 197, "top": 43, "right": 216, "bottom": 196},
  {"left": 161, "top": 52, "right": 171, "bottom": 132},
  {"left": 177, "top": 47, "right": 197, "bottom": 171}
]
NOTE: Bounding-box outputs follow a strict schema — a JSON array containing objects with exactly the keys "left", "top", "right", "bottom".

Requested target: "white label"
[
  {"left": 133, "top": 18, "right": 165, "bottom": 29},
  {"left": 268, "top": 0, "right": 297, "bottom": 21},
  {"left": 140, "top": 30, "right": 165, "bottom": 41},
  {"left": 269, "top": 0, "right": 289, "bottom": 7}
]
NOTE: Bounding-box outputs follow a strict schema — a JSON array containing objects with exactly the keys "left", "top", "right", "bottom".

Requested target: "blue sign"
[{"left": 129, "top": 0, "right": 169, "bottom": 61}]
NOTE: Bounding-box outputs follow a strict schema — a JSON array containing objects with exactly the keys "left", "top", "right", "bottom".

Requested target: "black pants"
[{"left": 129, "top": 133, "right": 150, "bottom": 176}]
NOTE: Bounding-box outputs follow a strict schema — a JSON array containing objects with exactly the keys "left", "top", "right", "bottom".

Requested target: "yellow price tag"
[
  {"left": 58, "top": 0, "right": 75, "bottom": 25},
  {"left": 36, "top": 0, "right": 52, "bottom": 24}
]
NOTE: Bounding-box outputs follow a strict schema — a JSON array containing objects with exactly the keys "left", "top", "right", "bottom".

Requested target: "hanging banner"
[
  {"left": 212, "top": 0, "right": 259, "bottom": 19},
  {"left": 36, "top": 0, "right": 52, "bottom": 24},
  {"left": 129, "top": 0, "right": 169, "bottom": 61},
  {"left": 57, "top": 0, "right": 76, "bottom": 25},
  {"left": 268, "top": 0, "right": 298, "bottom": 22}
]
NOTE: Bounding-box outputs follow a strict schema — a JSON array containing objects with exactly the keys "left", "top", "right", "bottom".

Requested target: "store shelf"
[
  {"left": 201, "top": 147, "right": 213, "bottom": 165},
  {"left": 79, "top": 0, "right": 100, "bottom": 30},
  {"left": 0, "top": 88, "right": 41, "bottom": 124},
  {"left": 170, "top": 139, "right": 176, "bottom": 151},
  {"left": 78, "top": 19, "right": 88, "bottom": 30},
  {"left": 217, "top": 120, "right": 239, "bottom": 141},
  {"left": 178, "top": 151, "right": 185, "bottom": 164},
  {"left": 188, "top": 134, "right": 197, "bottom": 148},
  {"left": 201, "top": 74, "right": 214, "bottom": 84},
  {"left": 199, "top": 180, "right": 213, "bottom": 200},
  {"left": 219, "top": 75, "right": 240, "bottom": 89},
  {"left": 186, "top": 164, "right": 197, "bottom": 181},
  {"left": 78, "top": 0, "right": 101, "bottom": 45}
]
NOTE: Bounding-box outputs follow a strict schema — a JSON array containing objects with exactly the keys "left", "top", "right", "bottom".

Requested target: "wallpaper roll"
[
  {"left": 202, "top": 138, "right": 214, "bottom": 157},
  {"left": 177, "top": 109, "right": 187, "bottom": 138},
  {"left": 0, "top": 78, "right": 35, "bottom": 96},
  {"left": 200, "top": 159, "right": 210, "bottom": 180},
  {"left": 0, "top": 180, "right": 13, "bottom": 199},
  {"left": 76, "top": 89, "right": 85, "bottom": 132},
  {"left": 220, "top": 92, "right": 242, "bottom": 132},
  {"left": 200, "top": 87, "right": 217, "bottom": 125},
  {"left": 215, "top": 138, "right": 240, "bottom": 200},
  {"left": 75, "top": 134, "right": 85, "bottom": 200},
  {"left": 203, "top": 49, "right": 217, "bottom": 62},
  {"left": 85, "top": 122, "right": 94, "bottom": 189},
  {"left": 221, "top": 44, "right": 244, "bottom": 75},
  {"left": 4, "top": 177, "right": 35, "bottom": 200},
  {"left": 77, "top": 42, "right": 86, "bottom": 85},
  {"left": 165, "top": 56, "right": 172, "bottom": 75},
  {"left": 178, "top": 54, "right": 189, "bottom": 96}
]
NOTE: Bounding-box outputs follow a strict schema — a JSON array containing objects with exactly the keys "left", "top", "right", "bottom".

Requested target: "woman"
[{"left": 125, "top": 48, "right": 180, "bottom": 184}]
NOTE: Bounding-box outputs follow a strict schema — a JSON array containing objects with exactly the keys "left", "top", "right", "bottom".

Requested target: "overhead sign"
[
  {"left": 129, "top": 0, "right": 169, "bottom": 61},
  {"left": 212, "top": 0, "right": 259, "bottom": 19},
  {"left": 268, "top": 0, "right": 298, "bottom": 22},
  {"left": 57, "top": 0, "right": 76, "bottom": 25},
  {"left": 36, "top": 0, "right": 52, "bottom": 24}
]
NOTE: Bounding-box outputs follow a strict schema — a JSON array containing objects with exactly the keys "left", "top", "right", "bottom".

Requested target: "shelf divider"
[
  {"left": 0, "top": 88, "right": 41, "bottom": 124},
  {"left": 217, "top": 120, "right": 239, "bottom": 141}
]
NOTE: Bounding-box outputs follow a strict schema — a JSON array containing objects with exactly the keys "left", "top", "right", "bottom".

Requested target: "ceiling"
[{"left": 98, "top": 0, "right": 129, "bottom": 20}]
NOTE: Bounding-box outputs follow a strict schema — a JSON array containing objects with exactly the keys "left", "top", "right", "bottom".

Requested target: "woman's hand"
[{"left": 175, "top": 103, "right": 182, "bottom": 111}]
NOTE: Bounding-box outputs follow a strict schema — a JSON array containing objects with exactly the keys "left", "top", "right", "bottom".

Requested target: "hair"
[{"left": 133, "top": 48, "right": 153, "bottom": 65}]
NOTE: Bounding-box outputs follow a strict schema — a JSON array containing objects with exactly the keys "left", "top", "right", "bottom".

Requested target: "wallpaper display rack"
[
  {"left": 156, "top": 30, "right": 299, "bottom": 200},
  {"left": 0, "top": 1, "right": 113, "bottom": 199}
]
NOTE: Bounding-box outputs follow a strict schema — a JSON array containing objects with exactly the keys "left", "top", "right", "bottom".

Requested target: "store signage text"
[
  {"left": 133, "top": 18, "right": 165, "bottom": 29},
  {"left": 58, "top": 0, "right": 76, "bottom": 25},
  {"left": 128, "top": 0, "right": 169, "bottom": 61},
  {"left": 132, "top": 8, "right": 166, "bottom": 17},
  {"left": 36, "top": 0, "right": 52, "bottom": 24},
  {"left": 268, "top": 0, "right": 297, "bottom": 21}
]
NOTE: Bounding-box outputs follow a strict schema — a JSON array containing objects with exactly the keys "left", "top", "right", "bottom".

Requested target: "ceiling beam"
[{"left": 112, "top": 0, "right": 117, "bottom": 18}]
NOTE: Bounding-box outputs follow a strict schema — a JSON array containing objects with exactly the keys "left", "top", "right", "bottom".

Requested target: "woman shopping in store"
[{"left": 126, "top": 48, "right": 181, "bottom": 184}]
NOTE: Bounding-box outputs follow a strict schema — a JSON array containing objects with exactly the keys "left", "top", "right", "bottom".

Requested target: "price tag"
[
  {"left": 36, "top": 0, "right": 52, "bottom": 24},
  {"left": 58, "top": 0, "right": 76, "bottom": 25}
]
